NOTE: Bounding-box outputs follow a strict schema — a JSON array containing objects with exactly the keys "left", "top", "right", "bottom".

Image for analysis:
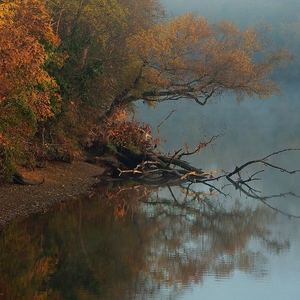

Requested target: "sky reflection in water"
[
  {"left": 1, "top": 82, "right": 300, "bottom": 299},
  {"left": 133, "top": 81, "right": 300, "bottom": 299}
]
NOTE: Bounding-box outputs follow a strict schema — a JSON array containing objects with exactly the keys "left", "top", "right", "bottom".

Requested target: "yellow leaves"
[
  {"left": 241, "top": 28, "right": 261, "bottom": 53},
  {"left": 128, "top": 13, "right": 210, "bottom": 63},
  {"left": 0, "top": 2, "right": 15, "bottom": 25},
  {"left": 0, "top": 0, "right": 60, "bottom": 120},
  {"left": 31, "top": 256, "right": 58, "bottom": 279},
  {"left": 51, "top": 0, "right": 128, "bottom": 47},
  {"left": 0, "top": 0, "right": 61, "bottom": 166},
  {"left": 123, "top": 12, "right": 289, "bottom": 106},
  {"left": 114, "top": 198, "right": 128, "bottom": 220},
  {"left": 216, "top": 19, "right": 240, "bottom": 37},
  {"left": 126, "top": 14, "right": 214, "bottom": 95},
  {"left": 0, "top": 133, "right": 7, "bottom": 146},
  {"left": 115, "top": 109, "right": 128, "bottom": 121}
]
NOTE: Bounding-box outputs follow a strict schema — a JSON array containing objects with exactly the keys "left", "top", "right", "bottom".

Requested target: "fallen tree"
[
  {"left": 88, "top": 110, "right": 300, "bottom": 195},
  {"left": 94, "top": 146, "right": 300, "bottom": 220},
  {"left": 100, "top": 140, "right": 218, "bottom": 183}
]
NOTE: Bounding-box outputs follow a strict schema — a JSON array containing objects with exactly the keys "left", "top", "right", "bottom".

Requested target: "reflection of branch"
[
  {"left": 260, "top": 198, "right": 300, "bottom": 219},
  {"left": 221, "top": 148, "right": 300, "bottom": 218},
  {"left": 101, "top": 148, "right": 300, "bottom": 218},
  {"left": 167, "top": 185, "right": 178, "bottom": 204},
  {"left": 225, "top": 176, "right": 300, "bottom": 219},
  {"left": 261, "top": 237, "right": 290, "bottom": 254},
  {"left": 202, "top": 180, "right": 229, "bottom": 197}
]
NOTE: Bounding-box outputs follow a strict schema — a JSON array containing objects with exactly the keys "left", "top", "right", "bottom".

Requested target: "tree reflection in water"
[{"left": 0, "top": 179, "right": 295, "bottom": 299}]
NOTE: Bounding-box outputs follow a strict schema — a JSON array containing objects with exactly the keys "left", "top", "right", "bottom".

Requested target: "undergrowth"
[{"left": 86, "top": 109, "right": 159, "bottom": 155}]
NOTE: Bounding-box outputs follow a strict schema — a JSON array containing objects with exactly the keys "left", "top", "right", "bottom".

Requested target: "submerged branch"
[{"left": 96, "top": 146, "right": 300, "bottom": 218}]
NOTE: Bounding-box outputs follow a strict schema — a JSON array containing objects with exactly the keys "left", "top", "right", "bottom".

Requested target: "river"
[{"left": 1, "top": 82, "right": 300, "bottom": 299}]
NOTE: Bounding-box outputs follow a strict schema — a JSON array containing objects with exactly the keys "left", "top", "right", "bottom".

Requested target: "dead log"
[{"left": 96, "top": 146, "right": 207, "bottom": 183}]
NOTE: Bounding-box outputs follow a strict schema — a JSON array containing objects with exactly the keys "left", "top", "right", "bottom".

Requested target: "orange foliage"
[
  {"left": 103, "top": 185, "right": 151, "bottom": 220},
  {"left": 97, "top": 109, "right": 156, "bottom": 153},
  {"left": 0, "top": 0, "right": 62, "bottom": 179},
  {"left": 123, "top": 13, "right": 291, "bottom": 106},
  {"left": 114, "top": 198, "right": 128, "bottom": 220},
  {"left": 0, "top": 0, "right": 60, "bottom": 119}
]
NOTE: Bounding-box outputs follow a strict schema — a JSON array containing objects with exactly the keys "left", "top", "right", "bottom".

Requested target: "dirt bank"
[{"left": 0, "top": 160, "right": 104, "bottom": 228}]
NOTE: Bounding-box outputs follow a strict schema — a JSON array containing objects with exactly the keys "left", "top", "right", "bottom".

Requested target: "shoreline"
[{"left": 0, "top": 160, "right": 104, "bottom": 228}]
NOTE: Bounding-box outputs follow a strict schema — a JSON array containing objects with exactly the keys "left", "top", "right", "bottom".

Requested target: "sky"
[{"left": 162, "top": 0, "right": 300, "bottom": 29}]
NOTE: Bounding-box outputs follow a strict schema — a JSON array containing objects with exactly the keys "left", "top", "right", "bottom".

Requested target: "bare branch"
[{"left": 226, "top": 148, "right": 300, "bottom": 178}]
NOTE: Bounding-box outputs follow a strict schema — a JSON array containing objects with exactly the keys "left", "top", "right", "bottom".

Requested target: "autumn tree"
[
  {"left": 103, "top": 13, "right": 291, "bottom": 118},
  {"left": 47, "top": 0, "right": 163, "bottom": 141},
  {"left": 47, "top": 0, "right": 127, "bottom": 100},
  {"left": 0, "top": 0, "right": 61, "bottom": 179},
  {"left": 0, "top": 0, "right": 61, "bottom": 118}
]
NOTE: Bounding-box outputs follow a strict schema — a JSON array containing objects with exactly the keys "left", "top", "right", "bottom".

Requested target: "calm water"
[{"left": 1, "top": 83, "right": 300, "bottom": 299}]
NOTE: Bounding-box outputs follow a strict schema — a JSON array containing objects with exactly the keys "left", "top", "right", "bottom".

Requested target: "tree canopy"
[
  {"left": 0, "top": 0, "right": 292, "bottom": 181},
  {"left": 104, "top": 13, "right": 291, "bottom": 118},
  {"left": 0, "top": 0, "right": 60, "bottom": 119},
  {"left": 0, "top": 0, "right": 61, "bottom": 179}
]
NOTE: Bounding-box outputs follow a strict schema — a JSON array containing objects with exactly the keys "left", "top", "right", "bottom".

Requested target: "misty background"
[
  {"left": 137, "top": 0, "right": 300, "bottom": 177},
  {"left": 136, "top": 0, "right": 300, "bottom": 217},
  {"left": 136, "top": 2, "right": 300, "bottom": 298}
]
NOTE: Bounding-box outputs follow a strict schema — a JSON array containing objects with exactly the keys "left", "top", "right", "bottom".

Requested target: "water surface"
[{"left": 1, "top": 73, "right": 300, "bottom": 300}]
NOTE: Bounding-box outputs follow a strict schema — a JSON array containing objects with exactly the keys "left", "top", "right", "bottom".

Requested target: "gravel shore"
[{"left": 0, "top": 160, "right": 104, "bottom": 228}]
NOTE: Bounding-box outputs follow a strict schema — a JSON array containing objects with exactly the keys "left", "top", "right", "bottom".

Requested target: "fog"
[
  {"left": 163, "top": 0, "right": 300, "bottom": 26},
  {"left": 135, "top": 2, "right": 300, "bottom": 298},
  {"left": 163, "top": 0, "right": 300, "bottom": 77},
  {"left": 137, "top": 0, "right": 300, "bottom": 206}
]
